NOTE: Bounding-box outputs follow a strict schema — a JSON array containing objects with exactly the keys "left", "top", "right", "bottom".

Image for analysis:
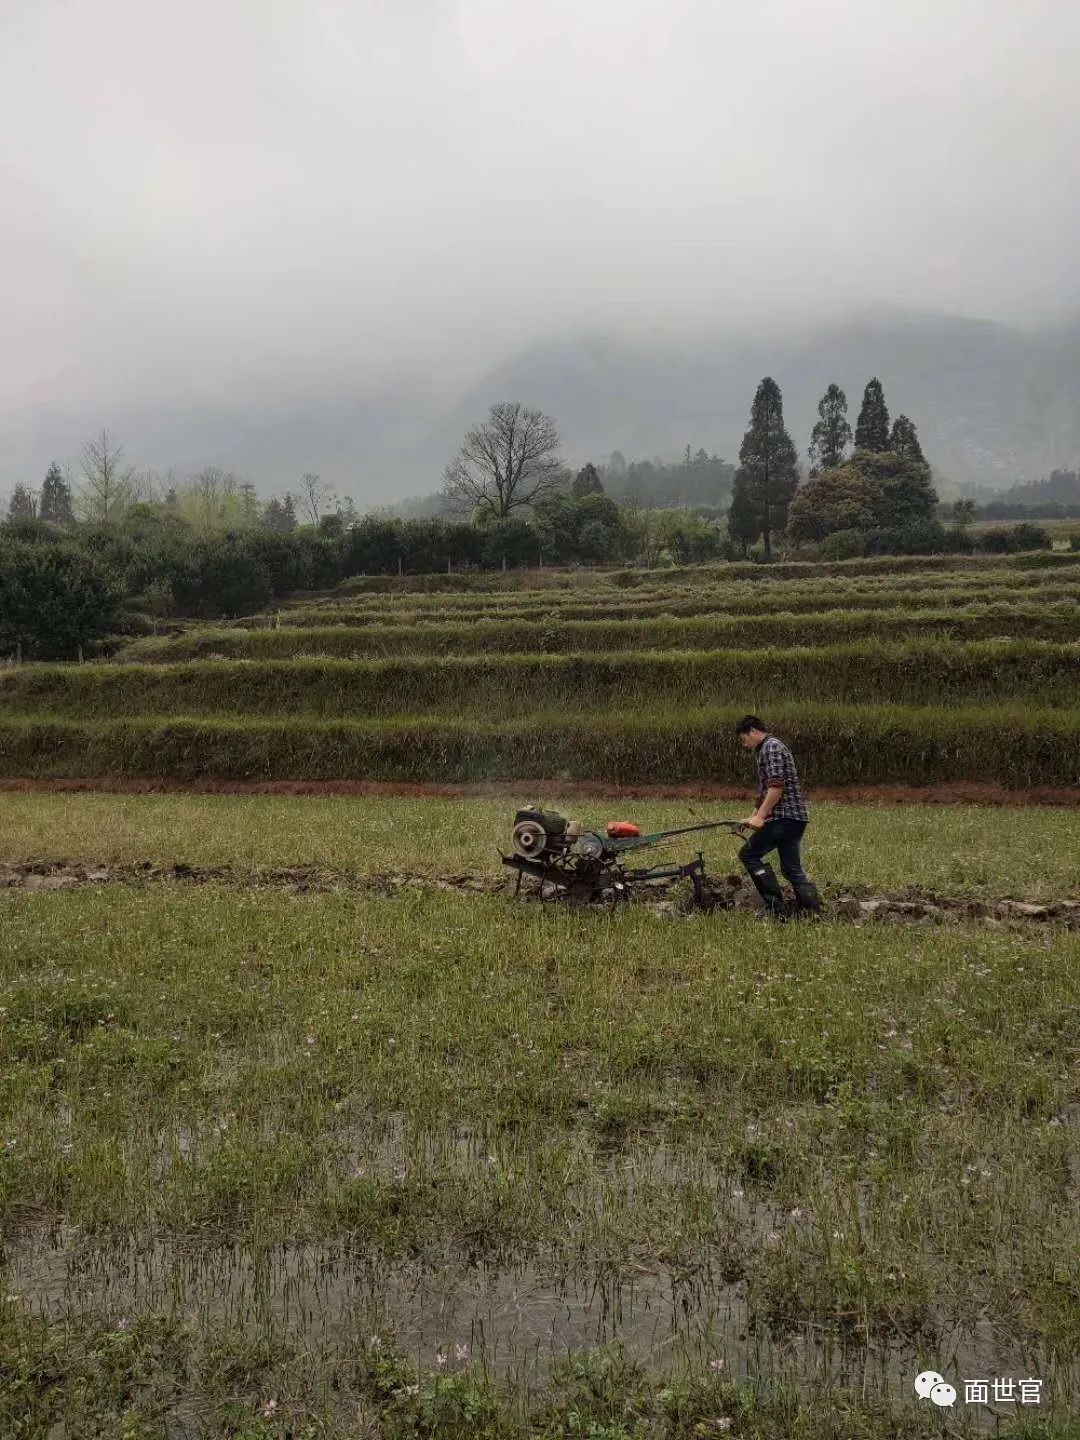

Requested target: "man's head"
[{"left": 735, "top": 715, "right": 768, "bottom": 750}]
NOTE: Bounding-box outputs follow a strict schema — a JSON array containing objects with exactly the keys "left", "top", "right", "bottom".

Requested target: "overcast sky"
[{"left": 2, "top": 0, "right": 1079, "bottom": 490}]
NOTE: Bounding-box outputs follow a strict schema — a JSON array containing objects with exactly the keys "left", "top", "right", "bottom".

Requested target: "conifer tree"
[
  {"left": 854, "top": 377, "right": 891, "bottom": 452},
  {"left": 734, "top": 377, "right": 799, "bottom": 560},
  {"left": 39, "top": 463, "right": 74, "bottom": 525},
  {"left": 6, "top": 483, "right": 37, "bottom": 521},
  {"left": 726, "top": 475, "right": 760, "bottom": 556},
  {"left": 889, "top": 414, "right": 924, "bottom": 462},
  {"left": 808, "top": 384, "right": 852, "bottom": 474}
]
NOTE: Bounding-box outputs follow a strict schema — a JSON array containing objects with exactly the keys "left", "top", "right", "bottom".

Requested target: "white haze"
[{"left": 2, "top": 0, "right": 1078, "bottom": 496}]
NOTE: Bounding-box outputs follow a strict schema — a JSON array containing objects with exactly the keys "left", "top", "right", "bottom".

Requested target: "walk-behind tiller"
[{"left": 501, "top": 808, "right": 752, "bottom": 908}]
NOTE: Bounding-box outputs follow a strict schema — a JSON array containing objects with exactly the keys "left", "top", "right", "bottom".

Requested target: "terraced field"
[
  {"left": 1, "top": 551, "right": 1078, "bottom": 789},
  {"left": 2, "top": 552, "right": 1079, "bottom": 1438}
]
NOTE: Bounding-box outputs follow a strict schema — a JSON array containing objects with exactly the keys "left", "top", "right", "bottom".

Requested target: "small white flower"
[
  {"left": 455, "top": 1342, "right": 469, "bottom": 1362},
  {"left": 436, "top": 1349, "right": 448, "bottom": 1367},
  {"left": 260, "top": 1398, "right": 278, "bottom": 1417},
  {"left": 709, "top": 1356, "right": 725, "bottom": 1371}
]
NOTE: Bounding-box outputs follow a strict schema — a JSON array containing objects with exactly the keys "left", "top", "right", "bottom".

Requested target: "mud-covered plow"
[{"left": 501, "top": 807, "right": 751, "bottom": 907}]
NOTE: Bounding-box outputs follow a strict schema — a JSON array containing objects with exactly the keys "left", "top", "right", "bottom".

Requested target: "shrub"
[
  {"left": 977, "top": 523, "right": 1051, "bottom": 554},
  {"left": 169, "top": 541, "right": 273, "bottom": 619},
  {"left": 869, "top": 520, "right": 948, "bottom": 555},
  {"left": 0, "top": 540, "right": 122, "bottom": 660},
  {"left": 818, "top": 529, "right": 868, "bottom": 561}
]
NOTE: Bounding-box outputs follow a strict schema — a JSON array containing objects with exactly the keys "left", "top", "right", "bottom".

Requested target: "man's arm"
[{"left": 744, "top": 783, "right": 783, "bottom": 828}]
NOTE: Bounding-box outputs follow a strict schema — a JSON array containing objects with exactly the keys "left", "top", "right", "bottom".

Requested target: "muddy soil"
[
  {"left": 1, "top": 777, "right": 1078, "bottom": 806},
  {"left": 1, "top": 858, "right": 1077, "bottom": 928}
]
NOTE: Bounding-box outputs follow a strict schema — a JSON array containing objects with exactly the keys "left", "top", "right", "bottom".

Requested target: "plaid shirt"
[{"left": 755, "top": 735, "right": 809, "bottom": 823}]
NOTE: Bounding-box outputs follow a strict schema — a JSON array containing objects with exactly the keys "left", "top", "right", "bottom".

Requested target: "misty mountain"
[
  {"left": 434, "top": 311, "right": 1080, "bottom": 501},
  {"left": 5, "top": 310, "right": 1078, "bottom": 509}
]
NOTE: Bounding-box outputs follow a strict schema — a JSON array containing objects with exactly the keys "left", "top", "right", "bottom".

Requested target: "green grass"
[
  {"left": 2, "top": 882, "right": 1078, "bottom": 1434},
  {"left": 1, "top": 702, "right": 1078, "bottom": 785},
  {"left": 114, "top": 600, "right": 1080, "bottom": 662},
  {"left": 4, "top": 640, "right": 1077, "bottom": 718},
  {"left": 271, "top": 575, "right": 1080, "bottom": 627},
  {"left": 2, "top": 792, "right": 1079, "bottom": 899}
]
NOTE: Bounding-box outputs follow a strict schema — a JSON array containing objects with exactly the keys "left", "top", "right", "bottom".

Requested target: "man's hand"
[{"left": 742, "top": 815, "right": 764, "bottom": 829}]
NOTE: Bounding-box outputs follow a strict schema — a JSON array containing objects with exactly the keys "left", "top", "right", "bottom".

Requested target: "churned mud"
[
  {"left": 1, "top": 858, "right": 1077, "bottom": 928},
  {"left": 1, "top": 777, "right": 1078, "bottom": 805}
]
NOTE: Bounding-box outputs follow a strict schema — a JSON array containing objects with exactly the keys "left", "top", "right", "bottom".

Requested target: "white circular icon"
[
  {"left": 914, "top": 1371, "right": 945, "bottom": 1399},
  {"left": 929, "top": 1382, "right": 957, "bottom": 1408}
]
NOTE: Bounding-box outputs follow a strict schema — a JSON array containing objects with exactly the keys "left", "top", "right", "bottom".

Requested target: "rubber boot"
[
  {"left": 743, "top": 857, "right": 786, "bottom": 917},
  {"left": 792, "top": 879, "right": 822, "bottom": 917}
]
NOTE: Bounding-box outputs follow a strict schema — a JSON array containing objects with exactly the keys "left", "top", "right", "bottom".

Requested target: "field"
[{"left": 2, "top": 553, "right": 1079, "bottom": 1438}]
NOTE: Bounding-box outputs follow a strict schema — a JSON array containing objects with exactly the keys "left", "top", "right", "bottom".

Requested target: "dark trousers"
[{"left": 738, "top": 819, "right": 813, "bottom": 911}]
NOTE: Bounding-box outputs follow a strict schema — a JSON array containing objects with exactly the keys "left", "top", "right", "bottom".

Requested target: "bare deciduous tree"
[
  {"left": 78, "top": 429, "right": 136, "bottom": 522},
  {"left": 442, "top": 402, "right": 565, "bottom": 520},
  {"left": 298, "top": 472, "right": 335, "bottom": 526}
]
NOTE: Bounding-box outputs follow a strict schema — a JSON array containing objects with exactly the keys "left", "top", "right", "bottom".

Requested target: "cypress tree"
[
  {"left": 890, "top": 414, "right": 925, "bottom": 462},
  {"left": 726, "top": 474, "right": 760, "bottom": 557},
  {"left": 734, "top": 377, "right": 799, "bottom": 560},
  {"left": 39, "top": 463, "right": 74, "bottom": 525},
  {"left": 6, "top": 483, "right": 37, "bottom": 521},
  {"left": 571, "top": 462, "right": 603, "bottom": 497},
  {"left": 808, "top": 384, "right": 852, "bottom": 474},
  {"left": 854, "top": 377, "right": 891, "bottom": 452}
]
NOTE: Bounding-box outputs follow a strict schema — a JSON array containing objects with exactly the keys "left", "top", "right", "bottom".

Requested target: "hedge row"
[
  {"left": 1, "top": 704, "right": 1076, "bottom": 786},
  {"left": 332, "top": 549, "right": 1080, "bottom": 594},
  {"left": 6, "top": 641, "right": 1078, "bottom": 717},
  {"left": 118, "top": 602, "right": 1080, "bottom": 661},
  {"left": 319, "top": 560, "right": 1080, "bottom": 613},
  {"left": 270, "top": 580, "right": 1080, "bottom": 630}
]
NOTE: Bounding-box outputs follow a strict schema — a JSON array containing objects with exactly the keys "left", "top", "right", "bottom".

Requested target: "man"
[{"left": 734, "top": 716, "right": 822, "bottom": 919}]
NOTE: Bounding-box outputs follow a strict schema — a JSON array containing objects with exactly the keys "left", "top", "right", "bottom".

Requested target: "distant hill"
[
  {"left": 435, "top": 311, "right": 1080, "bottom": 500},
  {"left": 4, "top": 309, "right": 1079, "bottom": 507}
]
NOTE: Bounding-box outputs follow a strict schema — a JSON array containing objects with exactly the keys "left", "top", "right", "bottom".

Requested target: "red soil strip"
[{"left": 0, "top": 778, "right": 1077, "bottom": 806}]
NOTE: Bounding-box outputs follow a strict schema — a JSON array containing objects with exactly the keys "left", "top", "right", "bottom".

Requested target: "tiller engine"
[{"left": 501, "top": 808, "right": 750, "bottom": 907}]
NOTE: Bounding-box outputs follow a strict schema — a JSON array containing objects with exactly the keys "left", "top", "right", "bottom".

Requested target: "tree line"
[{"left": 2, "top": 384, "right": 1061, "bottom": 660}]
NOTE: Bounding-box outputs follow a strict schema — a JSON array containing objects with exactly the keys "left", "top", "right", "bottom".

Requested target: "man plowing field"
[{"left": 735, "top": 715, "right": 822, "bottom": 920}]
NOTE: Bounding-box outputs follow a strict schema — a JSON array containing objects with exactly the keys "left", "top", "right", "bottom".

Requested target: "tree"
[
  {"left": 733, "top": 377, "right": 799, "bottom": 560},
  {"left": 39, "top": 463, "right": 75, "bottom": 525},
  {"left": 855, "top": 450, "right": 938, "bottom": 529},
  {"left": 176, "top": 467, "right": 253, "bottom": 534},
  {"left": 854, "top": 378, "right": 890, "bottom": 453},
  {"left": 890, "top": 414, "right": 925, "bottom": 462},
  {"left": 442, "top": 402, "right": 565, "bottom": 520},
  {"left": 298, "top": 472, "right": 334, "bottom": 527},
  {"left": 571, "top": 462, "right": 603, "bottom": 497},
  {"left": 808, "top": 384, "right": 852, "bottom": 474},
  {"left": 7, "top": 483, "right": 37, "bottom": 521},
  {"left": 726, "top": 478, "right": 761, "bottom": 556},
  {"left": 260, "top": 494, "right": 298, "bottom": 534},
  {"left": 79, "top": 429, "right": 136, "bottom": 522},
  {"left": 787, "top": 466, "right": 875, "bottom": 545},
  {"left": 952, "top": 498, "right": 976, "bottom": 527}
]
